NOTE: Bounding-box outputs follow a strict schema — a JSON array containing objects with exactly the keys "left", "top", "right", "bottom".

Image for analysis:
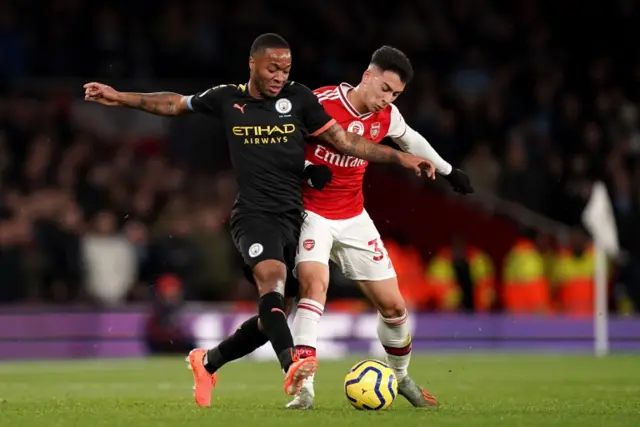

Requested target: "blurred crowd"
[{"left": 1, "top": 0, "right": 639, "bottom": 312}]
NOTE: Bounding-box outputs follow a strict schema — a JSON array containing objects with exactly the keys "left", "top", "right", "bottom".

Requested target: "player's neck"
[
  {"left": 347, "top": 86, "right": 371, "bottom": 115},
  {"left": 247, "top": 80, "right": 262, "bottom": 99}
]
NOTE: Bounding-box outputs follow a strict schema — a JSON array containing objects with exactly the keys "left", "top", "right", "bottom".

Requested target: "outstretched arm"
[
  {"left": 317, "top": 122, "right": 399, "bottom": 164},
  {"left": 394, "top": 125, "right": 473, "bottom": 194},
  {"left": 113, "top": 92, "right": 190, "bottom": 116},
  {"left": 84, "top": 82, "right": 191, "bottom": 116},
  {"left": 295, "top": 82, "right": 433, "bottom": 175},
  {"left": 315, "top": 122, "right": 435, "bottom": 176},
  {"left": 386, "top": 104, "right": 472, "bottom": 193},
  {"left": 393, "top": 125, "right": 453, "bottom": 175}
]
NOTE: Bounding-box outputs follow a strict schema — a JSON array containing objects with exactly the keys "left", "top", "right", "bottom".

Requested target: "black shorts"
[{"left": 230, "top": 210, "right": 304, "bottom": 297}]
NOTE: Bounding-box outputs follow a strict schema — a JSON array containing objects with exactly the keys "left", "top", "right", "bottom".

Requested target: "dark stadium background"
[{"left": 1, "top": 0, "right": 639, "bottom": 356}]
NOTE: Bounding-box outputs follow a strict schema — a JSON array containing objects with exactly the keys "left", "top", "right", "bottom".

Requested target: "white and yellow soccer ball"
[{"left": 344, "top": 359, "right": 398, "bottom": 410}]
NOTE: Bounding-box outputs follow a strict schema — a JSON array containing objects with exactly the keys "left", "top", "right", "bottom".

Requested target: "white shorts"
[{"left": 295, "top": 209, "right": 396, "bottom": 281}]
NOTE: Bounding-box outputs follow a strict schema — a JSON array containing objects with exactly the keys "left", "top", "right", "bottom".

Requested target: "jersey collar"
[{"left": 338, "top": 83, "right": 373, "bottom": 120}]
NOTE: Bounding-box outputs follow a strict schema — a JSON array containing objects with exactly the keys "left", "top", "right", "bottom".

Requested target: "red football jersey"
[{"left": 303, "top": 83, "right": 407, "bottom": 220}]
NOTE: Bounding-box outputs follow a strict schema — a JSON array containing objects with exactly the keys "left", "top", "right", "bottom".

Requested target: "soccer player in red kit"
[
  {"left": 286, "top": 46, "right": 474, "bottom": 409},
  {"left": 85, "top": 34, "right": 437, "bottom": 408}
]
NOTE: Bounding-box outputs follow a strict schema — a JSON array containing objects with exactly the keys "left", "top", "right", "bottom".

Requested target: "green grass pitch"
[{"left": 1, "top": 354, "right": 638, "bottom": 427}]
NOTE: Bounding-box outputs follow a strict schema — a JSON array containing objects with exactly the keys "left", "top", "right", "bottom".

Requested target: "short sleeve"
[
  {"left": 186, "top": 84, "right": 232, "bottom": 116},
  {"left": 386, "top": 104, "right": 408, "bottom": 139},
  {"left": 295, "top": 83, "right": 336, "bottom": 137}
]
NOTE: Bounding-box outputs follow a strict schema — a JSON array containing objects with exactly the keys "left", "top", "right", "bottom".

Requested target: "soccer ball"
[{"left": 344, "top": 359, "right": 398, "bottom": 410}]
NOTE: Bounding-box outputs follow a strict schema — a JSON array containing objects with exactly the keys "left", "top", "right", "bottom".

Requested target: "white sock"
[
  {"left": 292, "top": 298, "right": 324, "bottom": 389},
  {"left": 377, "top": 310, "right": 411, "bottom": 382}
]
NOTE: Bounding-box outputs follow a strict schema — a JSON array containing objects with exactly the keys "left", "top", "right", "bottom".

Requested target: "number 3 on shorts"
[{"left": 368, "top": 238, "right": 385, "bottom": 262}]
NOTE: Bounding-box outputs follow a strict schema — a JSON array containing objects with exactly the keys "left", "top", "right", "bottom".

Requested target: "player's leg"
[
  {"left": 356, "top": 279, "right": 411, "bottom": 377},
  {"left": 187, "top": 265, "right": 265, "bottom": 407},
  {"left": 197, "top": 265, "right": 298, "bottom": 377},
  {"left": 187, "top": 265, "right": 274, "bottom": 407},
  {"left": 292, "top": 212, "right": 334, "bottom": 360},
  {"left": 188, "top": 214, "right": 314, "bottom": 406},
  {"left": 238, "top": 217, "right": 316, "bottom": 395},
  {"left": 334, "top": 210, "right": 438, "bottom": 408},
  {"left": 356, "top": 278, "right": 437, "bottom": 407},
  {"left": 286, "top": 211, "right": 334, "bottom": 409},
  {"left": 262, "top": 212, "right": 318, "bottom": 395},
  {"left": 190, "top": 294, "right": 299, "bottom": 407}
]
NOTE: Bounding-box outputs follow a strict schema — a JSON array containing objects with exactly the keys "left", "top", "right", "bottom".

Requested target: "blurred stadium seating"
[{"left": 1, "top": 0, "right": 640, "bottom": 357}]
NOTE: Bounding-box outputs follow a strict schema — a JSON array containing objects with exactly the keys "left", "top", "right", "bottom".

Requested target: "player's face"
[
  {"left": 361, "top": 68, "right": 405, "bottom": 112},
  {"left": 249, "top": 48, "right": 292, "bottom": 98}
]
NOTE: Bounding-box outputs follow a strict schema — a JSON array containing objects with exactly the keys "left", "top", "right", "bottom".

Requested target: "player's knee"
[
  {"left": 297, "top": 262, "right": 329, "bottom": 299},
  {"left": 253, "top": 260, "right": 287, "bottom": 295},
  {"left": 378, "top": 299, "right": 407, "bottom": 320},
  {"left": 299, "top": 277, "right": 328, "bottom": 299}
]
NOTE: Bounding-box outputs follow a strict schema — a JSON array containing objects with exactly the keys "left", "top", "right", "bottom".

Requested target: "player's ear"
[
  {"left": 362, "top": 69, "right": 371, "bottom": 84},
  {"left": 249, "top": 56, "right": 255, "bottom": 72}
]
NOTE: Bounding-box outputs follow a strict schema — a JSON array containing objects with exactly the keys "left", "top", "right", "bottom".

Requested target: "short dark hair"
[
  {"left": 370, "top": 46, "right": 413, "bottom": 84},
  {"left": 250, "top": 33, "right": 290, "bottom": 56}
]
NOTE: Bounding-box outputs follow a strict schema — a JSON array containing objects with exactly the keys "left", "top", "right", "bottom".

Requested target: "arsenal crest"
[
  {"left": 370, "top": 122, "right": 381, "bottom": 139},
  {"left": 303, "top": 239, "right": 315, "bottom": 251}
]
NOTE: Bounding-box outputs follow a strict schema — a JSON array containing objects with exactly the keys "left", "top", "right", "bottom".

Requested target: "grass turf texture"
[{"left": 0, "top": 354, "right": 638, "bottom": 427}]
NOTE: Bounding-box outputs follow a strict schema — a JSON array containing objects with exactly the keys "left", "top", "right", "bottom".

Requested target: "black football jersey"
[{"left": 187, "top": 82, "right": 334, "bottom": 213}]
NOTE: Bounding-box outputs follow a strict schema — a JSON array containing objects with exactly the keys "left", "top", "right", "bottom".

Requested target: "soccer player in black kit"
[{"left": 84, "top": 33, "right": 434, "bottom": 407}]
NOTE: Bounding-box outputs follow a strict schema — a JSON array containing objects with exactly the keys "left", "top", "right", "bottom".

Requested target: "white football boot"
[{"left": 285, "top": 378, "right": 315, "bottom": 409}]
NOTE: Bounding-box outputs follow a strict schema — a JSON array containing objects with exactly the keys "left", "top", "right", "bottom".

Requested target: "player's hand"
[
  {"left": 398, "top": 153, "right": 436, "bottom": 179},
  {"left": 444, "top": 168, "right": 474, "bottom": 194},
  {"left": 303, "top": 164, "right": 333, "bottom": 190},
  {"left": 83, "top": 82, "right": 122, "bottom": 106}
]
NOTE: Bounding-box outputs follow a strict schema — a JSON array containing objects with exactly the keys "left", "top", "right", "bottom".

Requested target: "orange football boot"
[
  {"left": 283, "top": 355, "right": 318, "bottom": 396},
  {"left": 186, "top": 348, "right": 218, "bottom": 407}
]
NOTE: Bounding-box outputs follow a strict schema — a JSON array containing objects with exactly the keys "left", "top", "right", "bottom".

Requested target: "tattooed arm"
[
  {"left": 114, "top": 92, "right": 189, "bottom": 116},
  {"left": 317, "top": 123, "right": 400, "bottom": 163},
  {"left": 316, "top": 122, "right": 435, "bottom": 176},
  {"left": 83, "top": 82, "right": 190, "bottom": 116}
]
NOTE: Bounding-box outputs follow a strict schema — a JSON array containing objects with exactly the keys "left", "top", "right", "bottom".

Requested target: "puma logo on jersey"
[{"left": 234, "top": 103, "right": 247, "bottom": 114}]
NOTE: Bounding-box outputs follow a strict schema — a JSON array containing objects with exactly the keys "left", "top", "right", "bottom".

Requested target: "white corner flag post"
[{"left": 581, "top": 181, "right": 620, "bottom": 357}]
